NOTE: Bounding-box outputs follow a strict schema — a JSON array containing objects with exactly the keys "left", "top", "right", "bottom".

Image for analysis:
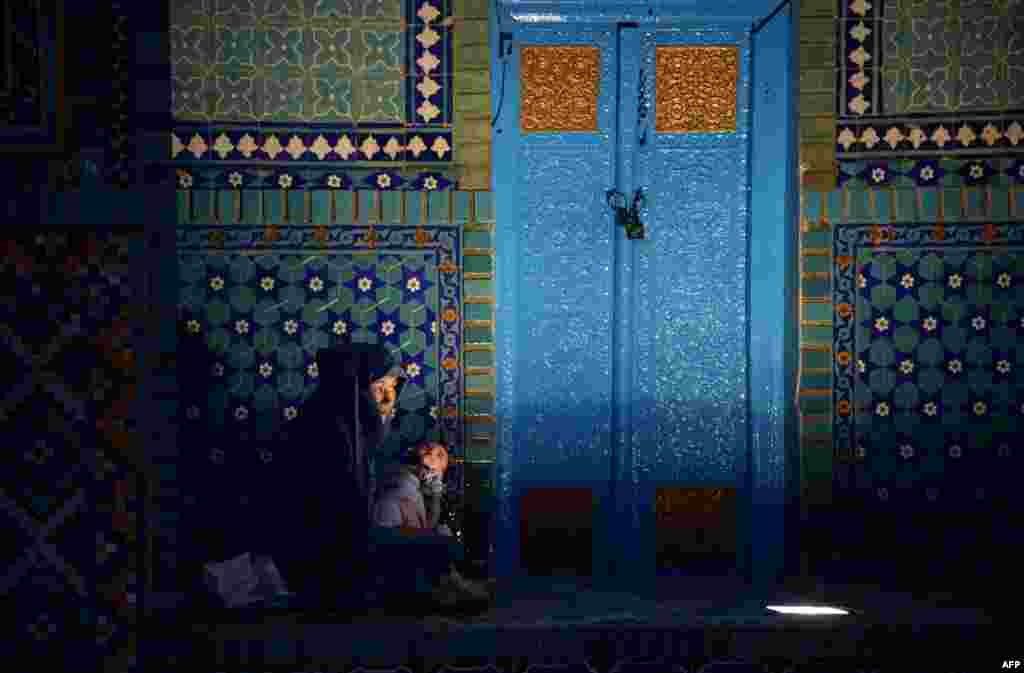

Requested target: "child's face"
[{"left": 419, "top": 444, "right": 448, "bottom": 476}]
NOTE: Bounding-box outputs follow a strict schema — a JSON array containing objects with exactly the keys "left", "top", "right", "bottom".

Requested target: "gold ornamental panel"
[
  {"left": 520, "top": 46, "right": 600, "bottom": 133},
  {"left": 655, "top": 46, "right": 739, "bottom": 133}
]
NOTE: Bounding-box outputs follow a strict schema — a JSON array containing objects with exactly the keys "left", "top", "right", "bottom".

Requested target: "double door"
[{"left": 494, "top": 18, "right": 759, "bottom": 591}]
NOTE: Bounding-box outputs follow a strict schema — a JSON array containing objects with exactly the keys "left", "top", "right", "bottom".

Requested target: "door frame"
[{"left": 490, "top": 0, "right": 800, "bottom": 597}]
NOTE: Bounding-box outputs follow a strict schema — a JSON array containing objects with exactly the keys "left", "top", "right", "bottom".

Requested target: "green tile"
[
  {"left": 428, "top": 191, "right": 450, "bottom": 224},
  {"left": 802, "top": 230, "right": 832, "bottom": 248},
  {"left": 803, "top": 349, "right": 831, "bottom": 369},
  {"left": 464, "top": 254, "right": 492, "bottom": 274},
  {"left": 802, "top": 277, "right": 830, "bottom": 297},
  {"left": 465, "top": 326, "right": 492, "bottom": 343},
  {"left": 966, "top": 188, "right": 984, "bottom": 220},
  {"left": 453, "top": 191, "right": 472, "bottom": 225},
  {"left": 312, "top": 190, "right": 331, "bottom": 224},
  {"left": 381, "top": 191, "right": 403, "bottom": 224},
  {"left": 894, "top": 187, "right": 916, "bottom": 221},
  {"left": 359, "top": 191, "right": 375, "bottom": 225},
  {"left": 465, "top": 303, "right": 491, "bottom": 321},
  {"left": 801, "top": 371, "right": 831, "bottom": 389},
  {"left": 286, "top": 190, "right": 304, "bottom": 223},
  {"left": 848, "top": 187, "right": 873, "bottom": 222},
  {"left": 241, "top": 189, "right": 262, "bottom": 225},
  {"left": 465, "top": 350, "right": 493, "bottom": 368},
  {"left": 465, "top": 278, "right": 492, "bottom": 296},
  {"left": 453, "top": 19, "right": 489, "bottom": 50},
  {"left": 802, "top": 445, "right": 832, "bottom": 480},
  {"left": 826, "top": 189, "right": 843, "bottom": 224},
  {"left": 991, "top": 185, "right": 1010, "bottom": 221},
  {"left": 803, "top": 324, "right": 832, "bottom": 342},
  {"left": 803, "top": 254, "right": 831, "bottom": 274},
  {"left": 336, "top": 190, "right": 355, "bottom": 224},
  {"left": 464, "top": 231, "right": 492, "bottom": 248},
  {"left": 803, "top": 301, "right": 833, "bottom": 322},
  {"left": 800, "top": 396, "right": 831, "bottom": 414},
  {"left": 453, "top": 69, "right": 490, "bottom": 94},
  {"left": 874, "top": 189, "right": 891, "bottom": 223},
  {"left": 193, "top": 189, "right": 214, "bottom": 223},
  {"left": 799, "top": 90, "right": 833, "bottom": 115},
  {"left": 177, "top": 191, "right": 192, "bottom": 225},
  {"left": 943, "top": 187, "right": 961, "bottom": 220},
  {"left": 474, "top": 192, "right": 494, "bottom": 222},
  {"left": 465, "top": 397, "right": 493, "bottom": 415},
  {"left": 466, "top": 374, "right": 494, "bottom": 389},
  {"left": 919, "top": 188, "right": 938, "bottom": 220},
  {"left": 406, "top": 191, "right": 425, "bottom": 225},
  {"left": 802, "top": 416, "right": 831, "bottom": 435},
  {"left": 217, "top": 190, "right": 235, "bottom": 224}
]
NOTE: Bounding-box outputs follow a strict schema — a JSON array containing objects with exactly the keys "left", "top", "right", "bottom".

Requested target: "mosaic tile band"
[{"left": 170, "top": 0, "right": 453, "bottom": 129}]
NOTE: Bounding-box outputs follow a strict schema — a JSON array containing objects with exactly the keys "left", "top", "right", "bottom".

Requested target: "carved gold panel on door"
[
  {"left": 655, "top": 46, "right": 738, "bottom": 133},
  {"left": 520, "top": 46, "right": 600, "bottom": 133}
]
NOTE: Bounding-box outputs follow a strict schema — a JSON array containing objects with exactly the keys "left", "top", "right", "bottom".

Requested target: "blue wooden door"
[{"left": 494, "top": 13, "right": 767, "bottom": 591}]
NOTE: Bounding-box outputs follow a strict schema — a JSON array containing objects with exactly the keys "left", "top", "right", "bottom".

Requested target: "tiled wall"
[
  {"left": 797, "top": 0, "right": 1023, "bottom": 577},
  {"left": 169, "top": 0, "right": 499, "bottom": 565}
]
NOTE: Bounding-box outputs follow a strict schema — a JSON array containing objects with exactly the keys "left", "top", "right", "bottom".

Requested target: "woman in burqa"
[{"left": 271, "top": 337, "right": 407, "bottom": 609}]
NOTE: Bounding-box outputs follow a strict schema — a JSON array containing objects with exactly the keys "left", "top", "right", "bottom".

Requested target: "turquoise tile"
[
  {"left": 265, "top": 188, "right": 283, "bottom": 223},
  {"left": 465, "top": 278, "right": 492, "bottom": 295},
  {"left": 177, "top": 191, "right": 192, "bottom": 225},
  {"left": 359, "top": 190, "right": 376, "bottom": 224},
  {"left": 894, "top": 187, "right": 916, "bottom": 221},
  {"left": 802, "top": 277, "right": 830, "bottom": 298},
  {"left": 801, "top": 371, "right": 831, "bottom": 389},
  {"left": 464, "top": 231, "right": 492, "bottom": 248},
  {"left": 919, "top": 188, "right": 938, "bottom": 221},
  {"left": 465, "top": 351, "right": 493, "bottom": 369},
  {"left": 466, "top": 397, "right": 494, "bottom": 414},
  {"left": 803, "top": 254, "right": 831, "bottom": 273},
  {"left": 217, "top": 190, "right": 235, "bottom": 224},
  {"left": 428, "top": 191, "right": 450, "bottom": 225},
  {"left": 802, "top": 349, "right": 831, "bottom": 369},
  {"left": 966, "top": 187, "right": 984, "bottom": 220},
  {"left": 406, "top": 192, "right": 425, "bottom": 225},
  {"left": 453, "top": 190, "right": 472, "bottom": 225},
  {"left": 381, "top": 191, "right": 403, "bottom": 224},
  {"left": 286, "top": 190, "right": 304, "bottom": 223},
  {"left": 943, "top": 187, "right": 960, "bottom": 220},
  {"left": 991, "top": 185, "right": 1010, "bottom": 222},
  {"left": 312, "top": 190, "right": 331, "bottom": 224},
  {"left": 802, "top": 230, "right": 832, "bottom": 248},
  {"left": 474, "top": 191, "right": 495, "bottom": 222},
  {"left": 194, "top": 189, "right": 214, "bottom": 223},
  {"left": 875, "top": 189, "right": 891, "bottom": 223},
  {"left": 466, "top": 374, "right": 495, "bottom": 389},
  {"left": 803, "top": 301, "right": 832, "bottom": 321},
  {"left": 464, "top": 254, "right": 492, "bottom": 273},
  {"left": 336, "top": 190, "right": 355, "bottom": 224},
  {"left": 465, "top": 303, "right": 491, "bottom": 321},
  {"left": 848, "top": 187, "right": 872, "bottom": 222},
  {"left": 799, "top": 396, "right": 831, "bottom": 414},
  {"left": 826, "top": 189, "right": 843, "bottom": 224},
  {"left": 465, "top": 326, "right": 492, "bottom": 343},
  {"left": 241, "top": 189, "right": 263, "bottom": 225}
]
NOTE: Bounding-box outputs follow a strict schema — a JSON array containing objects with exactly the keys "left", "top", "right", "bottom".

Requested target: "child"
[{"left": 372, "top": 441, "right": 491, "bottom": 607}]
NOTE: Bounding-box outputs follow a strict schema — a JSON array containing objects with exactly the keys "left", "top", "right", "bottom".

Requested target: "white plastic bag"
[{"left": 203, "top": 553, "right": 293, "bottom": 608}]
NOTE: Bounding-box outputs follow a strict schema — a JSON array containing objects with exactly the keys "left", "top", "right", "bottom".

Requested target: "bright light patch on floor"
[{"left": 766, "top": 605, "right": 850, "bottom": 615}]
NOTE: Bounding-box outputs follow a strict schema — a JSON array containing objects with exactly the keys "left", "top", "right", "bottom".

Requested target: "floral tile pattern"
[
  {"left": 170, "top": 0, "right": 452, "bottom": 154},
  {"left": 175, "top": 224, "right": 466, "bottom": 564},
  {"left": 836, "top": 0, "right": 1024, "bottom": 158},
  {"left": 832, "top": 221, "right": 1024, "bottom": 504}
]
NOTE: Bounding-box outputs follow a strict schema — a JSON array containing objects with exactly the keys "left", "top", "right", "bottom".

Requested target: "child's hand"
[{"left": 421, "top": 470, "right": 445, "bottom": 496}]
